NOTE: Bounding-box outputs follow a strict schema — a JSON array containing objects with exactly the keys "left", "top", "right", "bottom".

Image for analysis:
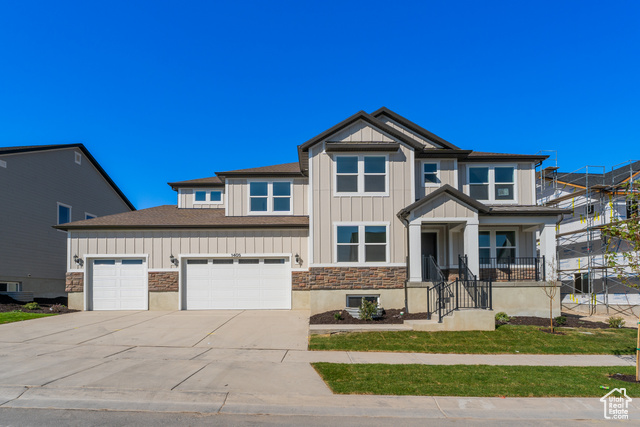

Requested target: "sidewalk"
[{"left": 284, "top": 350, "right": 635, "bottom": 366}]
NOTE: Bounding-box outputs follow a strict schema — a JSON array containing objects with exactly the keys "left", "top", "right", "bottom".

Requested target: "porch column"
[
  {"left": 539, "top": 223, "right": 556, "bottom": 268},
  {"left": 463, "top": 222, "right": 479, "bottom": 277},
  {"left": 409, "top": 222, "right": 422, "bottom": 282}
]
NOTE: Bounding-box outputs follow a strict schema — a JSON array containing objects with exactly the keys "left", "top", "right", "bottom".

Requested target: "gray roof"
[
  {"left": 54, "top": 205, "right": 309, "bottom": 230},
  {"left": 484, "top": 205, "right": 571, "bottom": 216},
  {"left": 555, "top": 161, "right": 640, "bottom": 188}
]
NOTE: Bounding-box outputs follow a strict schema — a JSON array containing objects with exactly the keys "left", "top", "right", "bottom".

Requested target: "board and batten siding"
[
  {"left": 414, "top": 159, "right": 457, "bottom": 199},
  {"left": 412, "top": 194, "right": 476, "bottom": 220},
  {"left": 178, "top": 188, "right": 226, "bottom": 209},
  {"left": 376, "top": 117, "right": 437, "bottom": 148},
  {"left": 311, "top": 141, "right": 414, "bottom": 265},
  {"left": 68, "top": 229, "right": 309, "bottom": 270},
  {"left": 0, "top": 148, "right": 132, "bottom": 280},
  {"left": 226, "top": 178, "right": 308, "bottom": 216}
]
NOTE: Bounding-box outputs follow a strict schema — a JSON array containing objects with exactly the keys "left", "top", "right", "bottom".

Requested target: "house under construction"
[{"left": 537, "top": 154, "right": 640, "bottom": 316}]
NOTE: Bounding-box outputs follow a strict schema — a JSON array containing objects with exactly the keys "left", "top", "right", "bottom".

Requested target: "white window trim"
[
  {"left": 421, "top": 160, "right": 441, "bottom": 188},
  {"left": 247, "top": 179, "right": 294, "bottom": 215},
  {"left": 333, "top": 154, "right": 390, "bottom": 197},
  {"left": 346, "top": 294, "right": 380, "bottom": 308},
  {"left": 193, "top": 188, "right": 225, "bottom": 205},
  {"left": 479, "top": 228, "right": 519, "bottom": 264},
  {"left": 466, "top": 164, "right": 518, "bottom": 204},
  {"left": 85, "top": 212, "right": 97, "bottom": 220},
  {"left": 57, "top": 202, "right": 72, "bottom": 226},
  {"left": 333, "top": 222, "right": 390, "bottom": 266}
]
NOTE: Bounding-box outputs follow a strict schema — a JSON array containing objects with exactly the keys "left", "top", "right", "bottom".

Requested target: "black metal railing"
[
  {"left": 458, "top": 254, "right": 477, "bottom": 282},
  {"left": 478, "top": 256, "right": 545, "bottom": 282},
  {"left": 427, "top": 278, "right": 493, "bottom": 323},
  {"left": 422, "top": 254, "right": 446, "bottom": 283}
]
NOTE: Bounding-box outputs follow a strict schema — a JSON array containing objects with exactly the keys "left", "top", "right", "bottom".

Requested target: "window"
[
  {"left": 336, "top": 224, "right": 388, "bottom": 263},
  {"left": 468, "top": 165, "right": 516, "bottom": 202},
  {"left": 423, "top": 162, "right": 440, "bottom": 187},
  {"left": 574, "top": 273, "right": 588, "bottom": 293},
  {"left": 335, "top": 155, "right": 387, "bottom": 195},
  {"left": 194, "top": 189, "right": 223, "bottom": 204},
  {"left": 75, "top": 152, "right": 82, "bottom": 165},
  {"left": 346, "top": 295, "right": 380, "bottom": 308},
  {"left": 478, "top": 230, "right": 517, "bottom": 263},
  {"left": 0, "top": 159, "right": 6, "bottom": 168},
  {"left": 626, "top": 200, "right": 638, "bottom": 219},
  {"left": 57, "top": 203, "right": 71, "bottom": 225},
  {"left": 249, "top": 181, "right": 292, "bottom": 214},
  {"left": 0, "top": 282, "right": 21, "bottom": 292},
  {"left": 85, "top": 213, "right": 97, "bottom": 220},
  {"left": 586, "top": 203, "right": 594, "bottom": 215}
]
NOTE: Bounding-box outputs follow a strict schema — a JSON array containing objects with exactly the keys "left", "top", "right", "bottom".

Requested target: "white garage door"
[
  {"left": 185, "top": 257, "right": 291, "bottom": 310},
  {"left": 91, "top": 258, "right": 147, "bottom": 310}
]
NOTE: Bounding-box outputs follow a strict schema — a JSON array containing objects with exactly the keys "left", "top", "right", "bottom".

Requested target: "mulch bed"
[
  {"left": 0, "top": 295, "right": 78, "bottom": 314},
  {"left": 502, "top": 315, "right": 612, "bottom": 329},
  {"left": 610, "top": 373, "right": 640, "bottom": 384},
  {"left": 310, "top": 308, "right": 430, "bottom": 325}
]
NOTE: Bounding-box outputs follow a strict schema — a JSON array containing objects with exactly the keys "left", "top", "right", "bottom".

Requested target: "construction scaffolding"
[{"left": 536, "top": 155, "right": 640, "bottom": 316}]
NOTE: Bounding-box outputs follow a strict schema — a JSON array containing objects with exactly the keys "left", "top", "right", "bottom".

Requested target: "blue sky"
[{"left": 0, "top": 1, "right": 638, "bottom": 209}]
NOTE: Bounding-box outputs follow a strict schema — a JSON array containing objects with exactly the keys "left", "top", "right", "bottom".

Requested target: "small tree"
[
  {"left": 542, "top": 259, "right": 558, "bottom": 333},
  {"left": 602, "top": 182, "right": 640, "bottom": 381}
]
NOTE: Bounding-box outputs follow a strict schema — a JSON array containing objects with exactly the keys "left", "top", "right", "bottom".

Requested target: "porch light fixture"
[
  {"left": 170, "top": 254, "right": 179, "bottom": 266},
  {"left": 295, "top": 253, "right": 300, "bottom": 265},
  {"left": 73, "top": 254, "right": 84, "bottom": 267}
]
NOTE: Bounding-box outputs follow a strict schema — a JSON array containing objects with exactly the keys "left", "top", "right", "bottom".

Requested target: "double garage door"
[
  {"left": 184, "top": 257, "right": 291, "bottom": 310},
  {"left": 88, "top": 257, "right": 291, "bottom": 310}
]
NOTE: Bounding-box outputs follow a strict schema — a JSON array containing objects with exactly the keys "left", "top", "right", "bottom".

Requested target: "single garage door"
[
  {"left": 184, "top": 257, "right": 291, "bottom": 310},
  {"left": 90, "top": 258, "right": 147, "bottom": 310}
]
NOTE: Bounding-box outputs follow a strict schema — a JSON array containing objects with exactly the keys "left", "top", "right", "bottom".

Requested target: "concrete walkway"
[{"left": 0, "top": 310, "right": 636, "bottom": 420}]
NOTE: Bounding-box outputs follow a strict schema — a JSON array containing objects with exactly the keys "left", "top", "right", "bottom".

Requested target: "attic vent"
[
  {"left": 0, "top": 160, "right": 6, "bottom": 168},
  {"left": 75, "top": 152, "right": 82, "bottom": 165}
]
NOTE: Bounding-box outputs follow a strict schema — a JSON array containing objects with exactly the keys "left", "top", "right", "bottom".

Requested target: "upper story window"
[
  {"left": 249, "top": 181, "right": 292, "bottom": 214},
  {"left": 423, "top": 162, "right": 440, "bottom": 187},
  {"left": 194, "top": 189, "right": 223, "bottom": 204},
  {"left": 335, "top": 155, "right": 388, "bottom": 196},
  {"left": 468, "top": 165, "right": 516, "bottom": 203},
  {"left": 57, "top": 203, "right": 71, "bottom": 225},
  {"left": 336, "top": 224, "right": 388, "bottom": 263}
]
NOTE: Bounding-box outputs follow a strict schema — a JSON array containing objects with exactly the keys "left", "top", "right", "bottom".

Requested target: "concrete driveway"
[{"left": 0, "top": 309, "right": 333, "bottom": 408}]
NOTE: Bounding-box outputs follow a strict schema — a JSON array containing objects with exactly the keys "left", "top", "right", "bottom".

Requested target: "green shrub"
[
  {"left": 23, "top": 302, "right": 40, "bottom": 310},
  {"left": 359, "top": 300, "right": 378, "bottom": 321},
  {"left": 608, "top": 316, "right": 625, "bottom": 328},
  {"left": 49, "top": 304, "right": 67, "bottom": 313},
  {"left": 554, "top": 316, "right": 567, "bottom": 326},
  {"left": 495, "top": 312, "right": 510, "bottom": 324},
  {"left": 333, "top": 311, "right": 342, "bottom": 321}
]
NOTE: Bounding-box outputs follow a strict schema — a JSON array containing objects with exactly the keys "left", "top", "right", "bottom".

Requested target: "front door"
[{"left": 421, "top": 232, "right": 438, "bottom": 281}]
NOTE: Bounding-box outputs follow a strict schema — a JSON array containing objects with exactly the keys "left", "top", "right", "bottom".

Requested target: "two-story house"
[
  {"left": 0, "top": 144, "right": 135, "bottom": 300},
  {"left": 57, "top": 108, "right": 566, "bottom": 318}
]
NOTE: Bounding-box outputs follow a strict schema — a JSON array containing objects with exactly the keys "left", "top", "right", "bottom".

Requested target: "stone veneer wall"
[
  {"left": 148, "top": 272, "right": 179, "bottom": 292},
  {"left": 292, "top": 267, "right": 406, "bottom": 290},
  {"left": 65, "top": 272, "right": 83, "bottom": 292}
]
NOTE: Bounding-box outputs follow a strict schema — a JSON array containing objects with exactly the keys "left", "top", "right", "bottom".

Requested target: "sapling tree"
[
  {"left": 602, "top": 182, "right": 640, "bottom": 381},
  {"left": 542, "top": 259, "right": 559, "bottom": 333}
]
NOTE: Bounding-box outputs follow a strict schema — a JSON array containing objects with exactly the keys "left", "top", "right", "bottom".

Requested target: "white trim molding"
[
  {"left": 421, "top": 160, "right": 441, "bottom": 188},
  {"left": 332, "top": 153, "right": 390, "bottom": 197},
  {"left": 333, "top": 221, "right": 391, "bottom": 266},
  {"left": 465, "top": 163, "right": 518, "bottom": 204},
  {"left": 247, "top": 179, "right": 294, "bottom": 215}
]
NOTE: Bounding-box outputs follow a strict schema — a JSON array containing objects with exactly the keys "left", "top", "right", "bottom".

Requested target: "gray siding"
[
  {"left": 0, "top": 148, "right": 132, "bottom": 286},
  {"left": 178, "top": 188, "right": 226, "bottom": 209},
  {"left": 412, "top": 194, "right": 476, "bottom": 219},
  {"left": 311, "top": 141, "right": 414, "bottom": 264},
  {"left": 69, "top": 229, "right": 309, "bottom": 270},
  {"left": 377, "top": 117, "right": 438, "bottom": 148},
  {"left": 226, "top": 178, "right": 308, "bottom": 216}
]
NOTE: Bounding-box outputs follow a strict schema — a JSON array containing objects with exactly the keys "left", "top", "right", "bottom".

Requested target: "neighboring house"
[
  {"left": 537, "top": 161, "right": 640, "bottom": 314},
  {"left": 0, "top": 144, "right": 135, "bottom": 300},
  {"left": 57, "top": 108, "right": 566, "bottom": 321}
]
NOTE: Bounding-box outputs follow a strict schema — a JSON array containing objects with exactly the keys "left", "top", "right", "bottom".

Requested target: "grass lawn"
[
  {"left": 309, "top": 325, "right": 636, "bottom": 354},
  {"left": 0, "top": 311, "right": 56, "bottom": 325},
  {"left": 312, "top": 363, "right": 640, "bottom": 397}
]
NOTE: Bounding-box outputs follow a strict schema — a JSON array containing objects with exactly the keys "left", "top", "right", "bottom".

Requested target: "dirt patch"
[
  {"left": 610, "top": 373, "right": 640, "bottom": 384},
  {"left": 502, "top": 315, "right": 612, "bottom": 329},
  {"left": 0, "top": 294, "right": 77, "bottom": 314},
  {"left": 310, "top": 309, "right": 430, "bottom": 325}
]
